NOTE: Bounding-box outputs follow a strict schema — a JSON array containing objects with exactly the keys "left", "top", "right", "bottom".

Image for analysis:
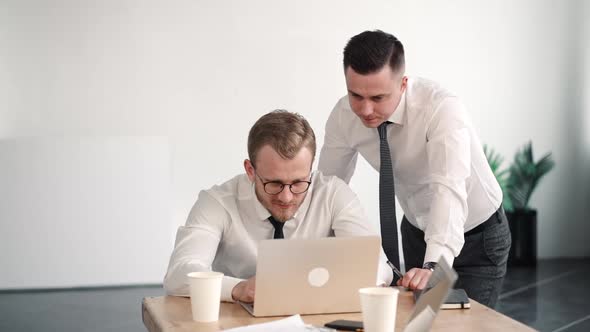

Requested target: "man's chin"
[
  {"left": 360, "top": 118, "right": 381, "bottom": 128},
  {"left": 271, "top": 210, "right": 295, "bottom": 222},
  {"left": 275, "top": 214, "right": 294, "bottom": 223}
]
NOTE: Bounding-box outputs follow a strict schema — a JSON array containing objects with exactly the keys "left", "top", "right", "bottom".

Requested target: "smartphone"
[{"left": 324, "top": 319, "right": 364, "bottom": 331}]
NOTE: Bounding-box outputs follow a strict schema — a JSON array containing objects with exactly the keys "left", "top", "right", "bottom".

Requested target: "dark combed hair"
[
  {"left": 247, "top": 110, "right": 316, "bottom": 167},
  {"left": 343, "top": 30, "right": 405, "bottom": 75}
]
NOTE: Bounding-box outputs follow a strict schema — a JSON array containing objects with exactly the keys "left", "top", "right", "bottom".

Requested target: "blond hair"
[{"left": 247, "top": 110, "right": 316, "bottom": 166}]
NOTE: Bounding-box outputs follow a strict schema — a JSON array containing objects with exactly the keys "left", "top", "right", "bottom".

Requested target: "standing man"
[
  {"left": 164, "top": 110, "right": 392, "bottom": 303},
  {"left": 318, "top": 30, "right": 511, "bottom": 308}
]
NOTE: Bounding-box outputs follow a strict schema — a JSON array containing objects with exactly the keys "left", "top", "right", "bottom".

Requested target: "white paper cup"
[
  {"left": 359, "top": 287, "right": 399, "bottom": 332},
  {"left": 187, "top": 271, "right": 224, "bottom": 322}
]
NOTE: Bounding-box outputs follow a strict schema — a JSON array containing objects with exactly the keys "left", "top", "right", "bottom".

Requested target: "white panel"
[{"left": 0, "top": 137, "right": 173, "bottom": 289}]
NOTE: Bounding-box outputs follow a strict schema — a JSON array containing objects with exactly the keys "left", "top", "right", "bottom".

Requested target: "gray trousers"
[{"left": 401, "top": 208, "right": 511, "bottom": 308}]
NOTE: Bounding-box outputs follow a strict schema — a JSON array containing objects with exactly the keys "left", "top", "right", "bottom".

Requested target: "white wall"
[
  {"left": 1, "top": 0, "right": 588, "bottom": 288},
  {"left": 0, "top": 137, "right": 172, "bottom": 289}
]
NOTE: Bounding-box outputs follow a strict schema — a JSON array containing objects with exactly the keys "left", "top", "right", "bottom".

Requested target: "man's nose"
[
  {"left": 358, "top": 100, "right": 373, "bottom": 116},
  {"left": 278, "top": 186, "right": 294, "bottom": 202}
]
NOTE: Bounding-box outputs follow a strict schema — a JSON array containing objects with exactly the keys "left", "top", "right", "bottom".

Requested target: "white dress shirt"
[
  {"left": 318, "top": 77, "right": 502, "bottom": 267},
  {"left": 163, "top": 171, "right": 393, "bottom": 301}
]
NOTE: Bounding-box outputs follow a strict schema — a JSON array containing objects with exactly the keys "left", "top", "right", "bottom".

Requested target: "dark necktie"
[
  {"left": 378, "top": 122, "right": 400, "bottom": 281},
  {"left": 268, "top": 216, "right": 284, "bottom": 239}
]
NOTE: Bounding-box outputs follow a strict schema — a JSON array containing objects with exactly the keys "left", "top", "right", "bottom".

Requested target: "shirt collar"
[{"left": 387, "top": 89, "right": 407, "bottom": 126}]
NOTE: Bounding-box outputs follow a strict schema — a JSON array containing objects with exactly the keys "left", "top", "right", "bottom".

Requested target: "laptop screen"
[{"left": 404, "top": 257, "right": 458, "bottom": 332}]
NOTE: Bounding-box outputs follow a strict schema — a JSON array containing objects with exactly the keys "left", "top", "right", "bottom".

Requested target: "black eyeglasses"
[{"left": 254, "top": 172, "right": 312, "bottom": 195}]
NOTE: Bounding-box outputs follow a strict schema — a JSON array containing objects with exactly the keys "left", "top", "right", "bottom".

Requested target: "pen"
[{"left": 386, "top": 260, "right": 404, "bottom": 280}]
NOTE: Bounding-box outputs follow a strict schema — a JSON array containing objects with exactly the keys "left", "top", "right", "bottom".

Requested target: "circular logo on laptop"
[{"left": 308, "top": 267, "right": 330, "bottom": 287}]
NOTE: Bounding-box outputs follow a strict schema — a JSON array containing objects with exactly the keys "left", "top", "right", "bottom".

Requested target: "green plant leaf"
[
  {"left": 483, "top": 144, "right": 512, "bottom": 211},
  {"left": 506, "top": 141, "right": 555, "bottom": 211}
]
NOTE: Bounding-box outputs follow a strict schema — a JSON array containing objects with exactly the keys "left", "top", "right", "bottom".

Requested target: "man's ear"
[
  {"left": 244, "top": 159, "right": 255, "bottom": 182},
  {"left": 401, "top": 76, "right": 408, "bottom": 92}
]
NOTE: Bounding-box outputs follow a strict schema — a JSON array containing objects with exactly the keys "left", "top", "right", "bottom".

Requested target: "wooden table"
[{"left": 142, "top": 291, "right": 535, "bottom": 331}]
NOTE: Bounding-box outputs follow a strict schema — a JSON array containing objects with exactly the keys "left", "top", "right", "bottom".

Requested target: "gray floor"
[
  {"left": 1, "top": 259, "right": 589, "bottom": 331},
  {"left": 496, "top": 258, "right": 590, "bottom": 332},
  {"left": 0, "top": 286, "right": 165, "bottom": 332}
]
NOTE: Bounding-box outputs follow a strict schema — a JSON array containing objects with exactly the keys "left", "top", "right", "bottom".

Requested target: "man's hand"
[
  {"left": 231, "top": 276, "right": 256, "bottom": 303},
  {"left": 396, "top": 268, "right": 432, "bottom": 290}
]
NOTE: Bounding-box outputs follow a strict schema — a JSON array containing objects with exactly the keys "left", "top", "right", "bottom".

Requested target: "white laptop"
[
  {"left": 403, "top": 257, "right": 458, "bottom": 332},
  {"left": 239, "top": 236, "right": 381, "bottom": 317}
]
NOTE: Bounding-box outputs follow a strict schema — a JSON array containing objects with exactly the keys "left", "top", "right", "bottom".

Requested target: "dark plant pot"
[{"left": 506, "top": 209, "right": 537, "bottom": 266}]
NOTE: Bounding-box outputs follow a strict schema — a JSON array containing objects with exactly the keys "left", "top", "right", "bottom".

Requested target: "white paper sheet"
[{"left": 223, "top": 315, "right": 335, "bottom": 332}]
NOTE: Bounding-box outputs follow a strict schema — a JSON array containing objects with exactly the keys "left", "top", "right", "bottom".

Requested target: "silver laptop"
[
  {"left": 403, "top": 257, "right": 458, "bottom": 332},
  {"left": 239, "top": 236, "right": 381, "bottom": 317}
]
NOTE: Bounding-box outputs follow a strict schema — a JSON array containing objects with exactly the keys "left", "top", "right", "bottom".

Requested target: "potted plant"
[{"left": 484, "top": 142, "right": 555, "bottom": 266}]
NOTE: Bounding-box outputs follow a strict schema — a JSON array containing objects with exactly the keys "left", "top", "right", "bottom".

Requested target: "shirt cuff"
[
  {"left": 424, "top": 242, "right": 455, "bottom": 267},
  {"left": 377, "top": 259, "right": 394, "bottom": 286},
  {"left": 221, "top": 276, "right": 245, "bottom": 302}
]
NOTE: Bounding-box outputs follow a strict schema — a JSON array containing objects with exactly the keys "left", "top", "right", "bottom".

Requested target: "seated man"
[{"left": 164, "top": 110, "right": 393, "bottom": 303}]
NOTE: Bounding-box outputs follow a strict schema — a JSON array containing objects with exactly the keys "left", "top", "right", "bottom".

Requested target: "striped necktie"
[{"left": 378, "top": 121, "right": 400, "bottom": 280}]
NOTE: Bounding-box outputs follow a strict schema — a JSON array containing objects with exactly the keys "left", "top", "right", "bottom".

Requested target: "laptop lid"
[
  {"left": 403, "top": 257, "right": 458, "bottom": 332},
  {"left": 243, "top": 236, "right": 381, "bottom": 317}
]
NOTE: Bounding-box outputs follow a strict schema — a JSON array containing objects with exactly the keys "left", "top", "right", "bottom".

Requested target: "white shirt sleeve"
[
  {"left": 318, "top": 100, "right": 359, "bottom": 184},
  {"left": 423, "top": 97, "right": 471, "bottom": 266},
  {"left": 329, "top": 179, "right": 394, "bottom": 286},
  {"left": 163, "top": 190, "right": 244, "bottom": 302}
]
